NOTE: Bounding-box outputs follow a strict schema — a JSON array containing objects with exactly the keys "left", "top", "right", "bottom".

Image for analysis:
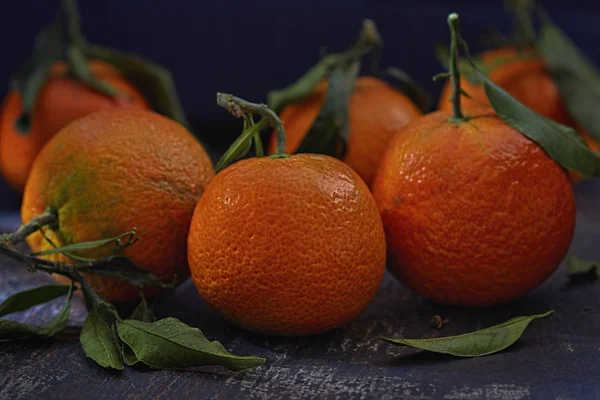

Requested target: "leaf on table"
[
  {"left": 121, "top": 342, "right": 140, "bottom": 366},
  {"left": 128, "top": 295, "right": 154, "bottom": 323},
  {"left": 117, "top": 317, "right": 266, "bottom": 372},
  {"left": 382, "top": 311, "right": 553, "bottom": 357},
  {"left": 567, "top": 257, "right": 599, "bottom": 281},
  {"left": 0, "top": 284, "right": 74, "bottom": 339},
  {"left": 474, "top": 67, "right": 600, "bottom": 177},
  {"left": 80, "top": 302, "right": 124, "bottom": 371},
  {"left": 0, "top": 285, "right": 71, "bottom": 318},
  {"left": 295, "top": 61, "right": 359, "bottom": 158},
  {"left": 538, "top": 20, "right": 600, "bottom": 143}
]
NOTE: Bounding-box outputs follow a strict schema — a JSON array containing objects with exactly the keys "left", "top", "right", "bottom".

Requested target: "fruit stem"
[
  {"left": 448, "top": 13, "right": 465, "bottom": 122},
  {"left": 3, "top": 207, "right": 57, "bottom": 246},
  {"left": 217, "top": 93, "right": 288, "bottom": 156}
]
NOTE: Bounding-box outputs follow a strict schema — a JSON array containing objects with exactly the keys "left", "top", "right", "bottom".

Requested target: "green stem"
[
  {"left": 448, "top": 13, "right": 465, "bottom": 122},
  {"left": 217, "top": 93, "right": 287, "bottom": 156}
]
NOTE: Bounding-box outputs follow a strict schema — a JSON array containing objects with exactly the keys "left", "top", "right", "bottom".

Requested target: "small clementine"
[
  {"left": 269, "top": 77, "right": 421, "bottom": 187},
  {"left": 0, "top": 61, "right": 149, "bottom": 192}
]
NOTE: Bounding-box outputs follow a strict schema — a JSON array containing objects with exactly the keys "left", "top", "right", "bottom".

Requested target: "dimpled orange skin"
[
  {"left": 269, "top": 76, "right": 422, "bottom": 187},
  {"left": 22, "top": 109, "right": 214, "bottom": 303},
  {"left": 372, "top": 107, "right": 576, "bottom": 306},
  {"left": 0, "top": 61, "right": 149, "bottom": 192},
  {"left": 188, "top": 154, "right": 386, "bottom": 336},
  {"left": 438, "top": 47, "right": 573, "bottom": 126}
]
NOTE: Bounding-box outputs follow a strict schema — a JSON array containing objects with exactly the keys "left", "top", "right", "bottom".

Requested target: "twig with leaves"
[{"left": 0, "top": 207, "right": 265, "bottom": 372}]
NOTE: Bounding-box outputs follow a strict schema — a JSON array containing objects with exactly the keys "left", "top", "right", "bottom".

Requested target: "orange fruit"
[
  {"left": 22, "top": 109, "right": 214, "bottom": 302},
  {"left": 372, "top": 106, "right": 576, "bottom": 306},
  {"left": 0, "top": 61, "right": 149, "bottom": 192},
  {"left": 269, "top": 76, "right": 422, "bottom": 187},
  {"left": 188, "top": 154, "right": 386, "bottom": 336},
  {"left": 438, "top": 47, "right": 573, "bottom": 126}
]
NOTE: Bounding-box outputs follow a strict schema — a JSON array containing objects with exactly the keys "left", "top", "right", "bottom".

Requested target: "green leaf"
[
  {"left": 295, "top": 61, "right": 359, "bottom": 158},
  {"left": 384, "top": 67, "right": 432, "bottom": 113},
  {"left": 567, "top": 257, "right": 599, "bottom": 280},
  {"left": 0, "top": 285, "right": 71, "bottom": 318},
  {"left": 128, "top": 295, "right": 154, "bottom": 323},
  {"left": 473, "top": 64, "right": 600, "bottom": 177},
  {"left": 383, "top": 311, "right": 553, "bottom": 357},
  {"left": 10, "top": 21, "right": 64, "bottom": 134},
  {"left": 117, "top": 317, "right": 266, "bottom": 372},
  {"left": 66, "top": 46, "right": 120, "bottom": 98},
  {"left": 0, "top": 283, "right": 74, "bottom": 339},
  {"left": 31, "top": 230, "right": 135, "bottom": 257},
  {"left": 121, "top": 342, "right": 140, "bottom": 366},
  {"left": 80, "top": 303, "right": 124, "bottom": 370},
  {"left": 538, "top": 20, "right": 600, "bottom": 143},
  {"left": 214, "top": 120, "right": 263, "bottom": 173},
  {"left": 85, "top": 45, "right": 190, "bottom": 129}
]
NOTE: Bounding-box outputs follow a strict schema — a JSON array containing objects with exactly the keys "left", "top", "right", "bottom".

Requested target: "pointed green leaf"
[
  {"left": 474, "top": 66, "right": 600, "bottom": 177},
  {"left": 383, "top": 311, "right": 553, "bottom": 357},
  {"left": 0, "top": 284, "right": 74, "bottom": 339},
  {"left": 80, "top": 303, "right": 124, "bottom": 371},
  {"left": 0, "top": 285, "right": 70, "bottom": 318},
  {"left": 85, "top": 45, "right": 190, "bottom": 129},
  {"left": 31, "top": 230, "right": 135, "bottom": 257},
  {"left": 538, "top": 21, "right": 600, "bottom": 143},
  {"left": 128, "top": 295, "right": 154, "bottom": 323},
  {"left": 295, "top": 61, "right": 359, "bottom": 158},
  {"left": 117, "top": 317, "right": 266, "bottom": 372},
  {"left": 567, "top": 257, "right": 599, "bottom": 280},
  {"left": 214, "top": 120, "right": 262, "bottom": 173}
]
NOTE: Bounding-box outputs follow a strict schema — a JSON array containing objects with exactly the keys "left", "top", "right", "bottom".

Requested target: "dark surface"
[
  {"left": 1, "top": 179, "right": 599, "bottom": 400},
  {"left": 1, "top": 1, "right": 600, "bottom": 208}
]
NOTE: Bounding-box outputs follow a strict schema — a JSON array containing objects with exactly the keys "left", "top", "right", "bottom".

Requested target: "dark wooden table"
[{"left": 1, "top": 179, "right": 599, "bottom": 400}]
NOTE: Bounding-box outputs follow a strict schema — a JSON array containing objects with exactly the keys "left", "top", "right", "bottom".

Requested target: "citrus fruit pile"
[{"left": 2, "top": 0, "right": 599, "bottom": 356}]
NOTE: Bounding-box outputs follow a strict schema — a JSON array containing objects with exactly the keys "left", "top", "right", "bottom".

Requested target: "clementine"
[
  {"left": 372, "top": 106, "right": 576, "bottom": 306},
  {"left": 269, "top": 77, "right": 421, "bottom": 187},
  {"left": 21, "top": 109, "right": 213, "bottom": 302},
  {"left": 0, "top": 61, "right": 149, "bottom": 192},
  {"left": 189, "top": 94, "right": 386, "bottom": 336}
]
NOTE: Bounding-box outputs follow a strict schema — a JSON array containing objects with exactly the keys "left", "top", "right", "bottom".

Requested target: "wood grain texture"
[{"left": 1, "top": 179, "right": 600, "bottom": 400}]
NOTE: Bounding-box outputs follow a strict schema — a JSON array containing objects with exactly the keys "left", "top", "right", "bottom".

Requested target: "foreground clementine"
[
  {"left": 189, "top": 94, "right": 386, "bottom": 336},
  {"left": 270, "top": 77, "right": 421, "bottom": 187},
  {"left": 0, "top": 61, "right": 149, "bottom": 191},
  {"left": 373, "top": 14, "right": 576, "bottom": 306},
  {"left": 22, "top": 109, "right": 213, "bottom": 302}
]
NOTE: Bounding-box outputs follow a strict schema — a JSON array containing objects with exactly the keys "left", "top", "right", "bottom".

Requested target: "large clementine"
[
  {"left": 0, "top": 61, "right": 149, "bottom": 192},
  {"left": 438, "top": 47, "right": 573, "bottom": 126},
  {"left": 21, "top": 109, "right": 213, "bottom": 302},
  {"left": 188, "top": 154, "right": 386, "bottom": 336},
  {"left": 372, "top": 106, "right": 576, "bottom": 306},
  {"left": 269, "top": 77, "right": 421, "bottom": 187}
]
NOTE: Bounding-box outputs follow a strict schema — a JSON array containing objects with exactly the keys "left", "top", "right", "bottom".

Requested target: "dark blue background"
[{"left": 1, "top": 1, "right": 599, "bottom": 209}]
